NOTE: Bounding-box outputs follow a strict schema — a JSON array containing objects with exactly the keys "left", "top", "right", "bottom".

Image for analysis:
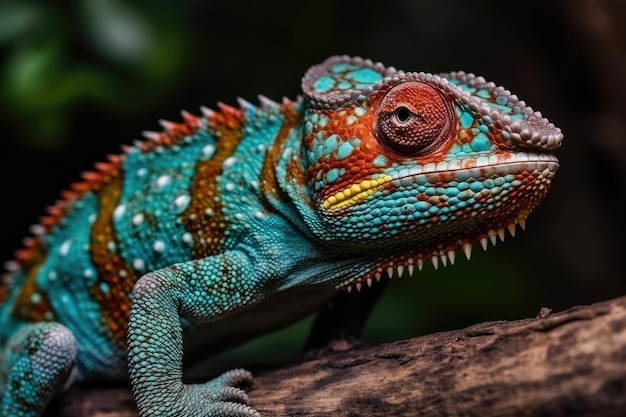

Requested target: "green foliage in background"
[{"left": 0, "top": 0, "right": 188, "bottom": 149}]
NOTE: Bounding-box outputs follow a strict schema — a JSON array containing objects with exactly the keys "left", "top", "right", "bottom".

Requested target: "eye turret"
[{"left": 376, "top": 82, "right": 455, "bottom": 156}]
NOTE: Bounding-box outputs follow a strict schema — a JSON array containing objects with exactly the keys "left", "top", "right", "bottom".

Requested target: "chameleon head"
[{"left": 293, "top": 56, "right": 562, "bottom": 286}]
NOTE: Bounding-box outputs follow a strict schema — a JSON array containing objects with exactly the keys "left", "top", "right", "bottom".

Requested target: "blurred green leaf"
[
  {"left": 0, "top": 2, "right": 42, "bottom": 43},
  {"left": 82, "top": 0, "right": 153, "bottom": 65},
  {"left": 0, "top": 1, "right": 189, "bottom": 149}
]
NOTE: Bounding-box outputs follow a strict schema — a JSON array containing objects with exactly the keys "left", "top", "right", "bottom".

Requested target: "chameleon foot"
[
  {"left": 134, "top": 368, "right": 259, "bottom": 417},
  {"left": 1, "top": 322, "right": 76, "bottom": 417}
]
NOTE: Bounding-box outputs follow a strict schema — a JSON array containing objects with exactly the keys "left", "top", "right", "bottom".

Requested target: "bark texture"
[{"left": 48, "top": 296, "right": 626, "bottom": 417}]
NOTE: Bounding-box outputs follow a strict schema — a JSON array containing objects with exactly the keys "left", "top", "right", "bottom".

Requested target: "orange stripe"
[
  {"left": 181, "top": 104, "right": 246, "bottom": 258},
  {"left": 260, "top": 102, "right": 302, "bottom": 202},
  {"left": 90, "top": 175, "right": 136, "bottom": 348}
]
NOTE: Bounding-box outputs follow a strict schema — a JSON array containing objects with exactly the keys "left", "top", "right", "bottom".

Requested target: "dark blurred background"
[{"left": 1, "top": 0, "right": 624, "bottom": 373}]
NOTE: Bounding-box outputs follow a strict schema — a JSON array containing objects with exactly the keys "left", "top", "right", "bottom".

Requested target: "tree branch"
[{"left": 49, "top": 296, "right": 626, "bottom": 417}]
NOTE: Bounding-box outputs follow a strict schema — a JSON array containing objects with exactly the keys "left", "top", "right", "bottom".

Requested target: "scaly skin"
[{"left": 0, "top": 56, "right": 563, "bottom": 416}]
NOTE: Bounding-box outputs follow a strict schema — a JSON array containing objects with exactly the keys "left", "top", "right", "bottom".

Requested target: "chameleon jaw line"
[{"left": 342, "top": 215, "right": 528, "bottom": 293}]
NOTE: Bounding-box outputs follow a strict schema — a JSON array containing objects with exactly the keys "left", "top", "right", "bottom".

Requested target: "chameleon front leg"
[
  {"left": 127, "top": 253, "right": 261, "bottom": 417},
  {"left": 1, "top": 322, "right": 77, "bottom": 417}
]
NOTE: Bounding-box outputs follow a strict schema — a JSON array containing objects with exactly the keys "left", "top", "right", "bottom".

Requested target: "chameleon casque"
[{"left": 0, "top": 56, "right": 563, "bottom": 416}]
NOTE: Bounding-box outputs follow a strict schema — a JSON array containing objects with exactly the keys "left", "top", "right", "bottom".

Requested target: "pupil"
[{"left": 396, "top": 107, "right": 410, "bottom": 123}]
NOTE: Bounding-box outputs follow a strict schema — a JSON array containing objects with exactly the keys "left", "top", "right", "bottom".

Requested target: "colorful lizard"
[{"left": 0, "top": 55, "right": 563, "bottom": 416}]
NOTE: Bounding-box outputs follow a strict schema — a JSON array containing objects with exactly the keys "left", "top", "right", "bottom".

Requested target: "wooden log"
[{"left": 49, "top": 295, "right": 626, "bottom": 417}]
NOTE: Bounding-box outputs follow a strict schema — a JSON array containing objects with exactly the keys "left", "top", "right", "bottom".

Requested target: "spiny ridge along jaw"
[{"left": 342, "top": 217, "right": 526, "bottom": 293}]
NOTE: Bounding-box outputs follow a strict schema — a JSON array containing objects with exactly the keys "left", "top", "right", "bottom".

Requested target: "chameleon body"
[{"left": 0, "top": 56, "right": 563, "bottom": 416}]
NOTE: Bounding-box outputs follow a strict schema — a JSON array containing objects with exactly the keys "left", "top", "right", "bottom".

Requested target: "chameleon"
[{"left": 0, "top": 55, "right": 563, "bottom": 416}]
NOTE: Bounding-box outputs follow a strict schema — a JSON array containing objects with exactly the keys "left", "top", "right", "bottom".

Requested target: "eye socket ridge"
[{"left": 375, "top": 81, "right": 455, "bottom": 156}]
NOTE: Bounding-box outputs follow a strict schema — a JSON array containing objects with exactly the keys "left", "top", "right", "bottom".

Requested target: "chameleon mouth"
[
  {"left": 342, "top": 216, "right": 526, "bottom": 293},
  {"left": 322, "top": 154, "right": 559, "bottom": 212}
]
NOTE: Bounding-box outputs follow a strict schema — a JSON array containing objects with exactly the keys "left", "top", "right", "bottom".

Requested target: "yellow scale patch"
[{"left": 323, "top": 174, "right": 393, "bottom": 211}]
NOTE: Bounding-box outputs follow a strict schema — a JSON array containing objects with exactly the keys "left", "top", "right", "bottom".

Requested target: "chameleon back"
[{"left": 0, "top": 99, "right": 307, "bottom": 377}]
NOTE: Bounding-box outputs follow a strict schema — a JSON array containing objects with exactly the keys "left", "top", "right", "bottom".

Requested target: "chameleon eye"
[
  {"left": 376, "top": 81, "right": 455, "bottom": 156},
  {"left": 395, "top": 106, "right": 412, "bottom": 123}
]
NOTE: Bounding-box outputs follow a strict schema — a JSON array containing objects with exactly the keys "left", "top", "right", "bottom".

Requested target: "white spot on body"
[
  {"left": 201, "top": 144, "right": 216, "bottom": 159},
  {"left": 225, "top": 183, "right": 235, "bottom": 192},
  {"left": 222, "top": 156, "right": 237, "bottom": 168},
  {"left": 174, "top": 194, "right": 191, "bottom": 212},
  {"left": 113, "top": 205, "right": 126, "bottom": 220},
  {"left": 182, "top": 232, "right": 193, "bottom": 244},
  {"left": 155, "top": 175, "right": 171, "bottom": 190},
  {"left": 59, "top": 240, "right": 72, "bottom": 256},
  {"left": 30, "top": 293, "right": 42, "bottom": 304},
  {"left": 132, "top": 213, "right": 144, "bottom": 226},
  {"left": 153, "top": 240, "right": 165, "bottom": 253},
  {"left": 133, "top": 258, "right": 145, "bottom": 271}
]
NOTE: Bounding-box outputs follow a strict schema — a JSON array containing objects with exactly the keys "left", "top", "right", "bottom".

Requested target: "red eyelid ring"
[{"left": 375, "top": 81, "right": 455, "bottom": 156}]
